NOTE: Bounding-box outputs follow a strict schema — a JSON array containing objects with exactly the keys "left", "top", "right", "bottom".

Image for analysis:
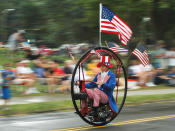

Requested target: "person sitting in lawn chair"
[{"left": 76, "top": 56, "right": 118, "bottom": 116}]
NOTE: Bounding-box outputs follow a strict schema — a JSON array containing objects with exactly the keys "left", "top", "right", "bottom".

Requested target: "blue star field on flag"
[{"left": 101, "top": 6, "right": 115, "bottom": 21}]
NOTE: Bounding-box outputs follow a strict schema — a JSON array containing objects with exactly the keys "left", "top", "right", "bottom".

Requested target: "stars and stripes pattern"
[
  {"left": 100, "top": 5, "right": 132, "bottom": 46},
  {"left": 107, "top": 42, "right": 128, "bottom": 53},
  {"left": 100, "top": 56, "right": 110, "bottom": 63},
  {"left": 132, "top": 44, "right": 150, "bottom": 66}
]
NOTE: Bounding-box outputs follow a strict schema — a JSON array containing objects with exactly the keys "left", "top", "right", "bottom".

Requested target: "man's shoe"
[
  {"left": 89, "top": 107, "right": 98, "bottom": 117},
  {"left": 74, "top": 92, "right": 88, "bottom": 100}
]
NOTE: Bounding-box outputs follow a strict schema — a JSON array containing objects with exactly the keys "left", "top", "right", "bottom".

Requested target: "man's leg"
[
  {"left": 85, "top": 88, "right": 94, "bottom": 99},
  {"left": 80, "top": 88, "right": 94, "bottom": 108},
  {"left": 93, "top": 88, "right": 108, "bottom": 107},
  {"left": 92, "top": 88, "right": 101, "bottom": 107},
  {"left": 99, "top": 90, "right": 108, "bottom": 104}
]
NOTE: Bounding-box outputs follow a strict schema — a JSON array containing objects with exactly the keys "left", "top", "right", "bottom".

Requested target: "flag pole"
[
  {"left": 105, "top": 41, "right": 109, "bottom": 48},
  {"left": 99, "top": 3, "right": 102, "bottom": 46}
]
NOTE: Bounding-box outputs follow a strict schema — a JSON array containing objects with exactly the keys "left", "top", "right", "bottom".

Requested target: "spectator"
[
  {"left": 74, "top": 67, "right": 92, "bottom": 82},
  {"left": 71, "top": 54, "right": 91, "bottom": 82},
  {"left": 33, "top": 56, "right": 49, "bottom": 84},
  {"left": 52, "top": 60, "right": 65, "bottom": 80},
  {"left": 0, "top": 65, "right": 4, "bottom": 97},
  {"left": 151, "top": 40, "right": 167, "bottom": 68},
  {"left": 33, "top": 57, "right": 61, "bottom": 93},
  {"left": 143, "top": 64, "right": 156, "bottom": 87},
  {"left": 8, "top": 30, "right": 26, "bottom": 51},
  {"left": 166, "top": 48, "right": 175, "bottom": 68},
  {"left": 44, "top": 60, "right": 66, "bottom": 93},
  {"left": 128, "top": 60, "right": 146, "bottom": 86},
  {"left": 128, "top": 60, "right": 156, "bottom": 87},
  {"left": 25, "top": 49, "right": 41, "bottom": 61},
  {"left": 44, "top": 61, "right": 55, "bottom": 93},
  {"left": 153, "top": 68, "right": 168, "bottom": 85},
  {"left": 13, "top": 60, "right": 39, "bottom": 94},
  {"left": 1, "top": 63, "right": 15, "bottom": 110},
  {"left": 58, "top": 60, "right": 74, "bottom": 92},
  {"left": 166, "top": 67, "right": 175, "bottom": 86},
  {"left": 63, "top": 60, "right": 73, "bottom": 78},
  {"left": 20, "top": 41, "right": 31, "bottom": 50}
]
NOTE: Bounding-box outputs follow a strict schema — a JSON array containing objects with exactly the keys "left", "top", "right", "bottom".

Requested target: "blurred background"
[
  {"left": 0, "top": 0, "right": 174, "bottom": 112},
  {"left": 0, "top": 0, "right": 174, "bottom": 81},
  {"left": 0, "top": 0, "right": 174, "bottom": 47}
]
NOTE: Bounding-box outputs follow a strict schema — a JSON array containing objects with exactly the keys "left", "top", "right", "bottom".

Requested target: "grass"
[
  {"left": 125, "top": 93, "right": 175, "bottom": 105},
  {"left": 10, "top": 82, "right": 50, "bottom": 97},
  {"left": 138, "top": 84, "right": 174, "bottom": 90},
  {"left": 0, "top": 49, "right": 25, "bottom": 66},
  {"left": 1, "top": 93, "right": 175, "bottom": 116},
  {"left": 0, "top": 100, "right": 74, "bottom": 116},
  {"left": 10, "top": 83, "right": 173, "bottom": 97},
  {"left": 10, "top": 83, "right": 71, "bottom": 97}
]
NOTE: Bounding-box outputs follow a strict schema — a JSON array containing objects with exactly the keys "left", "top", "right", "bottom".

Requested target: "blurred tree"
[
  {"left": 0, "top": 1, "right": 15, "bottom": 42},
  {"left": 151, "top": 0, "right": 175, "bottom": 47},
  {"left": 0, "top": 0, "right": 174, "bottom": 47}
]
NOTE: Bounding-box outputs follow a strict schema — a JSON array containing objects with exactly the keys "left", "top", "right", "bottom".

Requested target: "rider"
[{"left": 81, "top": 56, "right": 118, "bottom": 115}]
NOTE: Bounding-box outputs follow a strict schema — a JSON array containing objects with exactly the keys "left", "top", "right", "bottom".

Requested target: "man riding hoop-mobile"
[{"left": 71, "top": 47, "right": 128, "bottom": 126}]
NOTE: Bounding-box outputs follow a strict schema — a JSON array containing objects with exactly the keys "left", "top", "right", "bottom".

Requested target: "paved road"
[{"left": 0, "top": 101, "right": 175, "bottom": 131}]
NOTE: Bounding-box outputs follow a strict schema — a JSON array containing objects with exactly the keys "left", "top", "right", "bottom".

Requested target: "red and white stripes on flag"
[
  {"left": 107, "top": 42, "right": 128, "bottom": 53},
  {"left": 100, "top": 5, "right": 132, "bottom": 46},
  {"left": 110, "top": 46, "right": 128, "bottom": 53},
  {"left": 132, "top": 44, "right": 150, "bottom": 66}
]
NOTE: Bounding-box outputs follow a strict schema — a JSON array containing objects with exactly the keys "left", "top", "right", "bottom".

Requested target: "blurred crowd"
[
  {"left": 0, "top": 50, "right": 78, "bottom": 109},
  {"left": 0, "top": 50, "right": 102, "bottom": 97},
  {"left": 0, "top": 29, "right": 174, "bottom": 110},
  {"left": 128, "top": 40, "right": 175, "bottom": 89},
  {"left": 0, "top": 56, "right": 76, "bottom": 95},
  {"left": 0, "top": 37, "right": 175, "bottom": 109},
  {"left": 0, "top": 39, "right": 174, "bottom": 96}
]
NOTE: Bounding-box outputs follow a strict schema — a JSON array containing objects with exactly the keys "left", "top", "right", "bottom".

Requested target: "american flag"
[
  {"left": 132, "top": 44, "right": 150, "bottom": 66},
  {"left": 100, "top": 5, "right": 132, "bottom": 46},
  {"left": 107, "top": 42, "right": 128, "bottom": 53}
]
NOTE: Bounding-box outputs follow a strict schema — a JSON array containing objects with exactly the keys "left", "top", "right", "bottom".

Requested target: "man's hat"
[{"left": 97, "top": 56, "right": 113, "bottom": 68}]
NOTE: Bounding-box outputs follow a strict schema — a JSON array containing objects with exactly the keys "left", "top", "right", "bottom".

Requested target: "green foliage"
[
  {"left": 0, "top": 100, "right": 74, "bottom": 116},
  {"left": 0, "top": 49, "right": 25, "bottom": 66},
  {"left": 0, "top": 0, "right": 175, "bottom": 47}
]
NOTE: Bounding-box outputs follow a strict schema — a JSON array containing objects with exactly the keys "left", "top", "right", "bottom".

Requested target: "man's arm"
[{"left": 85, "top": 75, "right": 98, "bottom": 89}]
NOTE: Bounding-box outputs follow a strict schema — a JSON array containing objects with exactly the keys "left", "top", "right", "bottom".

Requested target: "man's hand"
[
  {"left": 75, "top": 81, "right": 80, "bottom": 85},
  {"left": 97, "top": 81, "right": 103, "bottom": 86}
]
